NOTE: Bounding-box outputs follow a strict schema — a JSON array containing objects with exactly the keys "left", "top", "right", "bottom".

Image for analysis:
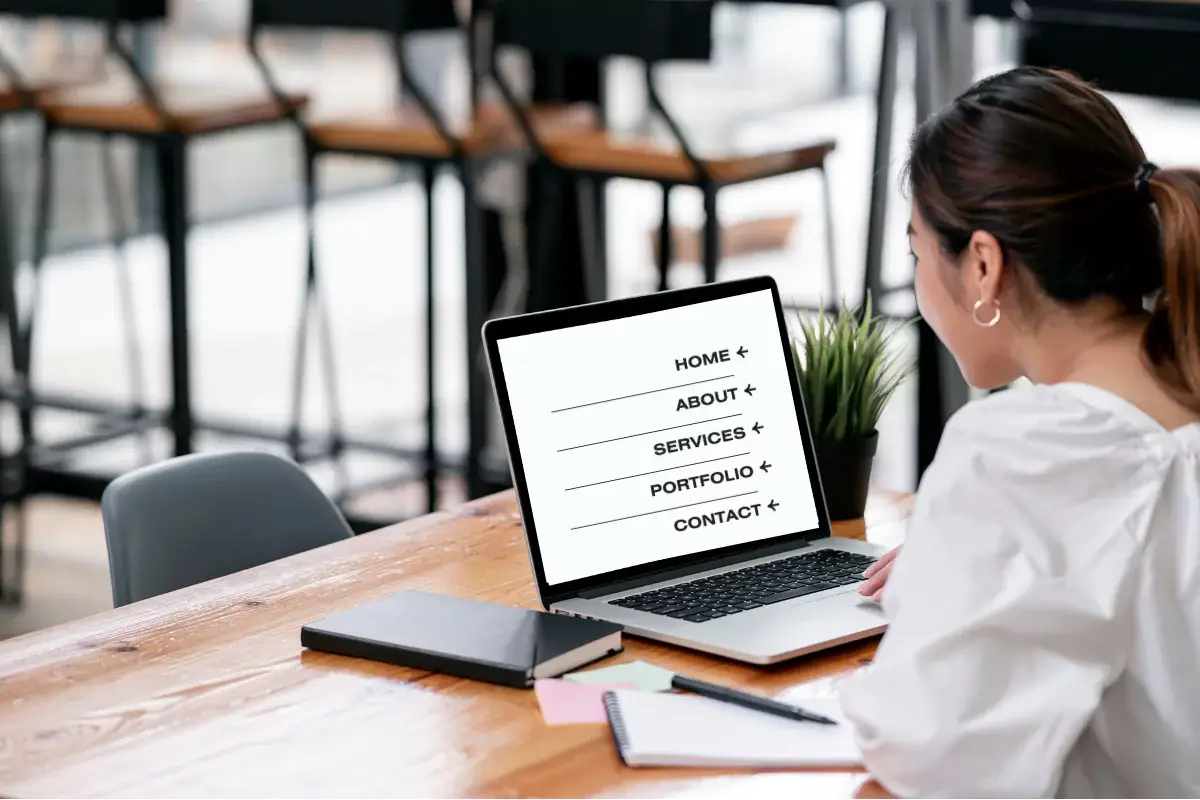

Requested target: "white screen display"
[{"left": 496, "top": 289, "right": 821, "bottom": 586}]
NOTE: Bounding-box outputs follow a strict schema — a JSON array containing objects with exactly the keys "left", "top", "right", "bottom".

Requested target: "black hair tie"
[{"left": 1134, "top": 162, "right": 1159, "bottom": 196}]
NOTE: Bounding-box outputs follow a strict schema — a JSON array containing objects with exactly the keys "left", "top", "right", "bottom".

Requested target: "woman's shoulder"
[
  {"left": 921, "top": 384, "right": 1164, "bottom": 570},
  {"left": 928, "top": 383, "right": 1165, "bottom": 508},
  {"left": 944, "top": 383, "right": 1159, "bottom": 454}
]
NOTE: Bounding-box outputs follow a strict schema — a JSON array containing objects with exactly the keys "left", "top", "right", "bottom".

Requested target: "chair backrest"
[
  {"left": 101, "top": 451, "right": 354, "bottom": 607},
  {"left": 0, "top": 0, "right": 166, "bottom": 22},
  {"left": 249, "top": 0, "right": 460, "bottom": 36},
  {"left": 491, "top": 0, "right": 714, "bottom": 63}
]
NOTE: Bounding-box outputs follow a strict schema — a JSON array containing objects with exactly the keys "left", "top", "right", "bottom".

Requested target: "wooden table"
[{"left": 0, "top": 491, "right": 912, "bottom": 798}]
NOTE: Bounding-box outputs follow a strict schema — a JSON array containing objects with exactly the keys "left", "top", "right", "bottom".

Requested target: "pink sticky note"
[{"left": 534, "top": 678, "right": 636, "bottom": 725}]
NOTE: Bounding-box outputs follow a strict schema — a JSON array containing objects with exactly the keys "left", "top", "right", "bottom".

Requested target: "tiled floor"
[
  {"left": 13, "top": 91, "right": 925, "bottom": 468},
  {"left": 1, "top": 86, "right": 923, "bottom": 638},
  {"left": 5, "top": 14, "right": 1200, "bottom": 638},
  {"left": 0, "top": 499, "right": 111, "bottom": 639}
]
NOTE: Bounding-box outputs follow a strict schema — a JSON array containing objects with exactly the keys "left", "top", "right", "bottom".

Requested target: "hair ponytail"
[
  {"left": 1145, "top": 169, "right": 1200, "bottom": 412},
  {"left": 908, "top": 67, "right": 1200, "bottom": 407}
]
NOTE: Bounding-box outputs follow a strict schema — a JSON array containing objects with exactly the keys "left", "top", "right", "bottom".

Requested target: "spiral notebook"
[{"left": 602, "top": 689, "right": 862, "bottom": 768}]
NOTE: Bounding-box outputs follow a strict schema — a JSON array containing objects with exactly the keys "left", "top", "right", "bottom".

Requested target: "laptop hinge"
[{"left": 574, "top": 537, "right": 812, "bottom": 600}]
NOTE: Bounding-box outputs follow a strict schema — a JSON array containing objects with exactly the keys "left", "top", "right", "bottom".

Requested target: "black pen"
[{"left": 670, "top": 674, "right": 837, "bottom": 725}]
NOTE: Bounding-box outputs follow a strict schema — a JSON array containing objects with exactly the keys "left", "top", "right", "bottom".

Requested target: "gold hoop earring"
[{"left": 972, "top": 298, "right": 1001, "bottom": 328}]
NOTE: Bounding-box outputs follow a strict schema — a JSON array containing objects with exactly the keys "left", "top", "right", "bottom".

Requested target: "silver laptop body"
[{"left": 483, "top": 277, "right": 888, "bottom": 665}]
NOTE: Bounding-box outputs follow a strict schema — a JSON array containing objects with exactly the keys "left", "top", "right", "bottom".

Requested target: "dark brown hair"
[{"left": 907, "top": 66, "right": 1200, "bottom": 411}]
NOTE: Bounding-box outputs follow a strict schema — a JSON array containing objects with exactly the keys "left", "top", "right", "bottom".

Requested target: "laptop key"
[
  {"left": 614, "top": 551, "right": 881, "bottom": 619},
  {"left": 757, "top": 583, "right": 839, "bottom": 605},
  {"left": 655, "top": 604, "right": 688, "bottom": 615},
  {"left": 668, "top": 606, "right": 710, "bottom": 618}
]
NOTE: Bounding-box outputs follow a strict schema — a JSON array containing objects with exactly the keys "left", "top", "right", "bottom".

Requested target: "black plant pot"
[{"left": 814, "top": 432, "right": 879, "bottom": 522}]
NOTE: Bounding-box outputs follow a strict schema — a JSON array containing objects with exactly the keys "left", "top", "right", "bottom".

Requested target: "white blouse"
[{"left": 839, "top": 383, "right": 1200, "bottom": 798}]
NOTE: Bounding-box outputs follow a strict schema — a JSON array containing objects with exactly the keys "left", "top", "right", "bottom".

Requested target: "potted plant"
[{"left": 790, "top": 297, "right": 915, "bottom": 521}]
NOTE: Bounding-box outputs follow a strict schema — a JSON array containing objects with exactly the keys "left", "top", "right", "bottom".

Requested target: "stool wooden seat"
[
  {"left": 248, "top": 0, "right": 517, "bottom": 508},
  {"left": 0, "top": 64, "right": 115, "bottom": 114},
  {"left": 308, "top": 102, "right": 597, "bottom": 159},
  {"left": 540, "top": 131, "right": 837, "bottom": 185},
  {"left": 16, "top": 1, "right": 318, "bottom": 487},
  {"left": 0, "top": 87, "right": 22, "bottom": 115},
  {"left": 38, "top": 82, "right": 308, "bottom": 135},
  {"left": 490, "top": 0, "right": 842, "bottom": 299}
]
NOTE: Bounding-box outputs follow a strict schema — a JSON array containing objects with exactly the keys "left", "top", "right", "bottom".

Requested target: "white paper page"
[{"left": 608, "top": 690, "right": 861, "bottom": 768}]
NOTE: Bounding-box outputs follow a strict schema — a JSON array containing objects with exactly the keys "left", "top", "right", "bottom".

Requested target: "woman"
[{"left": 838, "top": 67, "right": 1200, "bottom": 797}]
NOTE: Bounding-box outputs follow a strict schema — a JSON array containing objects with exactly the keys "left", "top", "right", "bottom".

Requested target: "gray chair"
[{"left": 101, "top": 451, "right": 354, "bottom": 606}]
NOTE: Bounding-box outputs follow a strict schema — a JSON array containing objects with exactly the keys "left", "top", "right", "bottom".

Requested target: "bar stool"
[
  {"left": 248, "top": 0, "right": 591, "bottom": 507},
  {"left": 21, "top": 0, "right": 308, "bottom": 475},
  {"left": 488, "top": 0, "right": 840, "bottom": 304},
  {"left": 0, "top": 4, "right": 140, "bottom": 603},
  {"left": 0, "top": 73, "right": 25, "bottom": 604}
]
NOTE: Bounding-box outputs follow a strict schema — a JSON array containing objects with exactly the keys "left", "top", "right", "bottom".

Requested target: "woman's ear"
[{"left": 963, "top": 230, "right": 1005, "bottom": 303}]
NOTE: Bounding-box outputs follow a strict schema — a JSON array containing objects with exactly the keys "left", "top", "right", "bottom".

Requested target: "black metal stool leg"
[
  {"left": 0, "top": 119, "right": 24, "bottom": 605},
  {"left": 154, "top": 134, "right": 194, "bottom": 457},
  {"left": 575, "top": 178, "right": 605, "bottom": 303},
  {"left": 3, "top": 122, "right": 52, "bottom": 607},
  {"left": 865, "top": 5, "right": 899, "bottom": 307},
  {"left": 0, "top": 469, "right": 6, "bottom": 605},
  {"left": 657, "top": 185, "right": 672, "bottom": 292},
  {"left": 288, "top": 139, "right": 347, "bottom": 487},
  {"left": 287, "top": 142, "right": 347, "bottom": 488},
  {"left": 422, "top": 162, "right": 439, "bottom": 512},
  {"left": 288, "top": 147, "right": 315, "bottom": 461},
  {"left": 462, "top": 162, "right": 488, "bottom": 500},
  {"left": 701, "top": 183, "right": 720, "bottom": 284},
  {"left": 100, "top": 134, "right": 153, "bottom": 464},
  {"left": 529, "top": 168, "right": 562, "bottom": 312},
  {"left": 6, "top": 491, "right": 24, "bottom": 606},
  {"left": 819, "top": 164, "right": 840, "bottom": 309},
  {"left": 17, "top": 123, "right": 55, "bottom": 483},
  {"left": 311, "top": 161, "right": 347, "bottom": 490}
]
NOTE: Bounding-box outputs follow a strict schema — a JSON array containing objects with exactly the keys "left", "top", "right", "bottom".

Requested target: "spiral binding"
[{"left": 602, "top": 691, "right": 631, "bottom": 760}]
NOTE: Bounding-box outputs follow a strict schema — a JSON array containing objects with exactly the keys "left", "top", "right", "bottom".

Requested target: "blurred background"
[{"left": 0, "top": 0, "right": 1198, "bottom": 636}]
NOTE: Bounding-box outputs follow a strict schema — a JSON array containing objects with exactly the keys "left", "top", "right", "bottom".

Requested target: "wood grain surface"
[
  {"left": 309, "top": 103, "right": 598, "bottom": 159},
  {"left": 540, "top": 131, "right": 835, "bottom": 184},
  {"left": 38, "top": 82, "right": 308, "bottom": 135},
  {"left": 0, "top": 490, "right": 910, "bottom": 798}
]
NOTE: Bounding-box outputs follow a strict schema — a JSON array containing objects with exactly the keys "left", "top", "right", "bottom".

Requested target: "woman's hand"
[{"left": 858, "top": 546, "right": 900, "bottom": 603}]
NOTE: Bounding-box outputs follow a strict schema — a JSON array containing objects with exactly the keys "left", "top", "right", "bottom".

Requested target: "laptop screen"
[{"left": 492, "top": 285, "right": 824, "bottom": 589}]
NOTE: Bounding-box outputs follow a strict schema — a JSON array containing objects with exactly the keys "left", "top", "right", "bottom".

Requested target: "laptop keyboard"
[{"left": 609, "top": 549, "right": 877, "bottom": 623}]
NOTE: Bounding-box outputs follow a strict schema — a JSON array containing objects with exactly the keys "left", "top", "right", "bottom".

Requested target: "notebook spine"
[
  {"left": 602, "top": 691, "right": 631, "bottom": 766},
  {"left": 300, "top": 626, "right": 531, "bottom": 687}
]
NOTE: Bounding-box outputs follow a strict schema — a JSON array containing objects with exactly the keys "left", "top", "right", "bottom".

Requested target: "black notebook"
[{"left": 301, "top": 590, "right": 623, "bottom": 688}]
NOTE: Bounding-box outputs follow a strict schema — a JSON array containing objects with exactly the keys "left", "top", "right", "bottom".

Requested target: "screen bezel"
[{"left": 482, "top": 276, "right": 833, "bottom": 606}]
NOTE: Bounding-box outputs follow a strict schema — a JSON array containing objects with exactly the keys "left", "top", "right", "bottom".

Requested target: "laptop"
[{"left": 482, "top": 276, "right": 888, "bottom": 664}]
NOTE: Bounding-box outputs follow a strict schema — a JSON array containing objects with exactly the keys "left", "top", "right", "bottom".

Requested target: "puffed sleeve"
[{"left": 838, "top": 389, "right": 1150, "bottom": 798}]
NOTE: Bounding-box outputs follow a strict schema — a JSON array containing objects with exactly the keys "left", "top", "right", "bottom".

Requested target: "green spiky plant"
[{"left": 791, "top": 295, "right": 916, "bottom": 443}]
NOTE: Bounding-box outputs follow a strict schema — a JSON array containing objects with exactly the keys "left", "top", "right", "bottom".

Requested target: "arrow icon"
[
  {"left": 760, "top": 461, "right": 772, "bottom": 473},
  {"left": 752, "top": 422, "right": 764, "bottom": 434},
  {"left": 768, "top": 499, "right": 779, "bottom": 512},
  {"left": 737, "top": 346, "right": 749, "bottom": 358},
  {"left": 744, "top": 384, "right": 756, "bottom": 396}
]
